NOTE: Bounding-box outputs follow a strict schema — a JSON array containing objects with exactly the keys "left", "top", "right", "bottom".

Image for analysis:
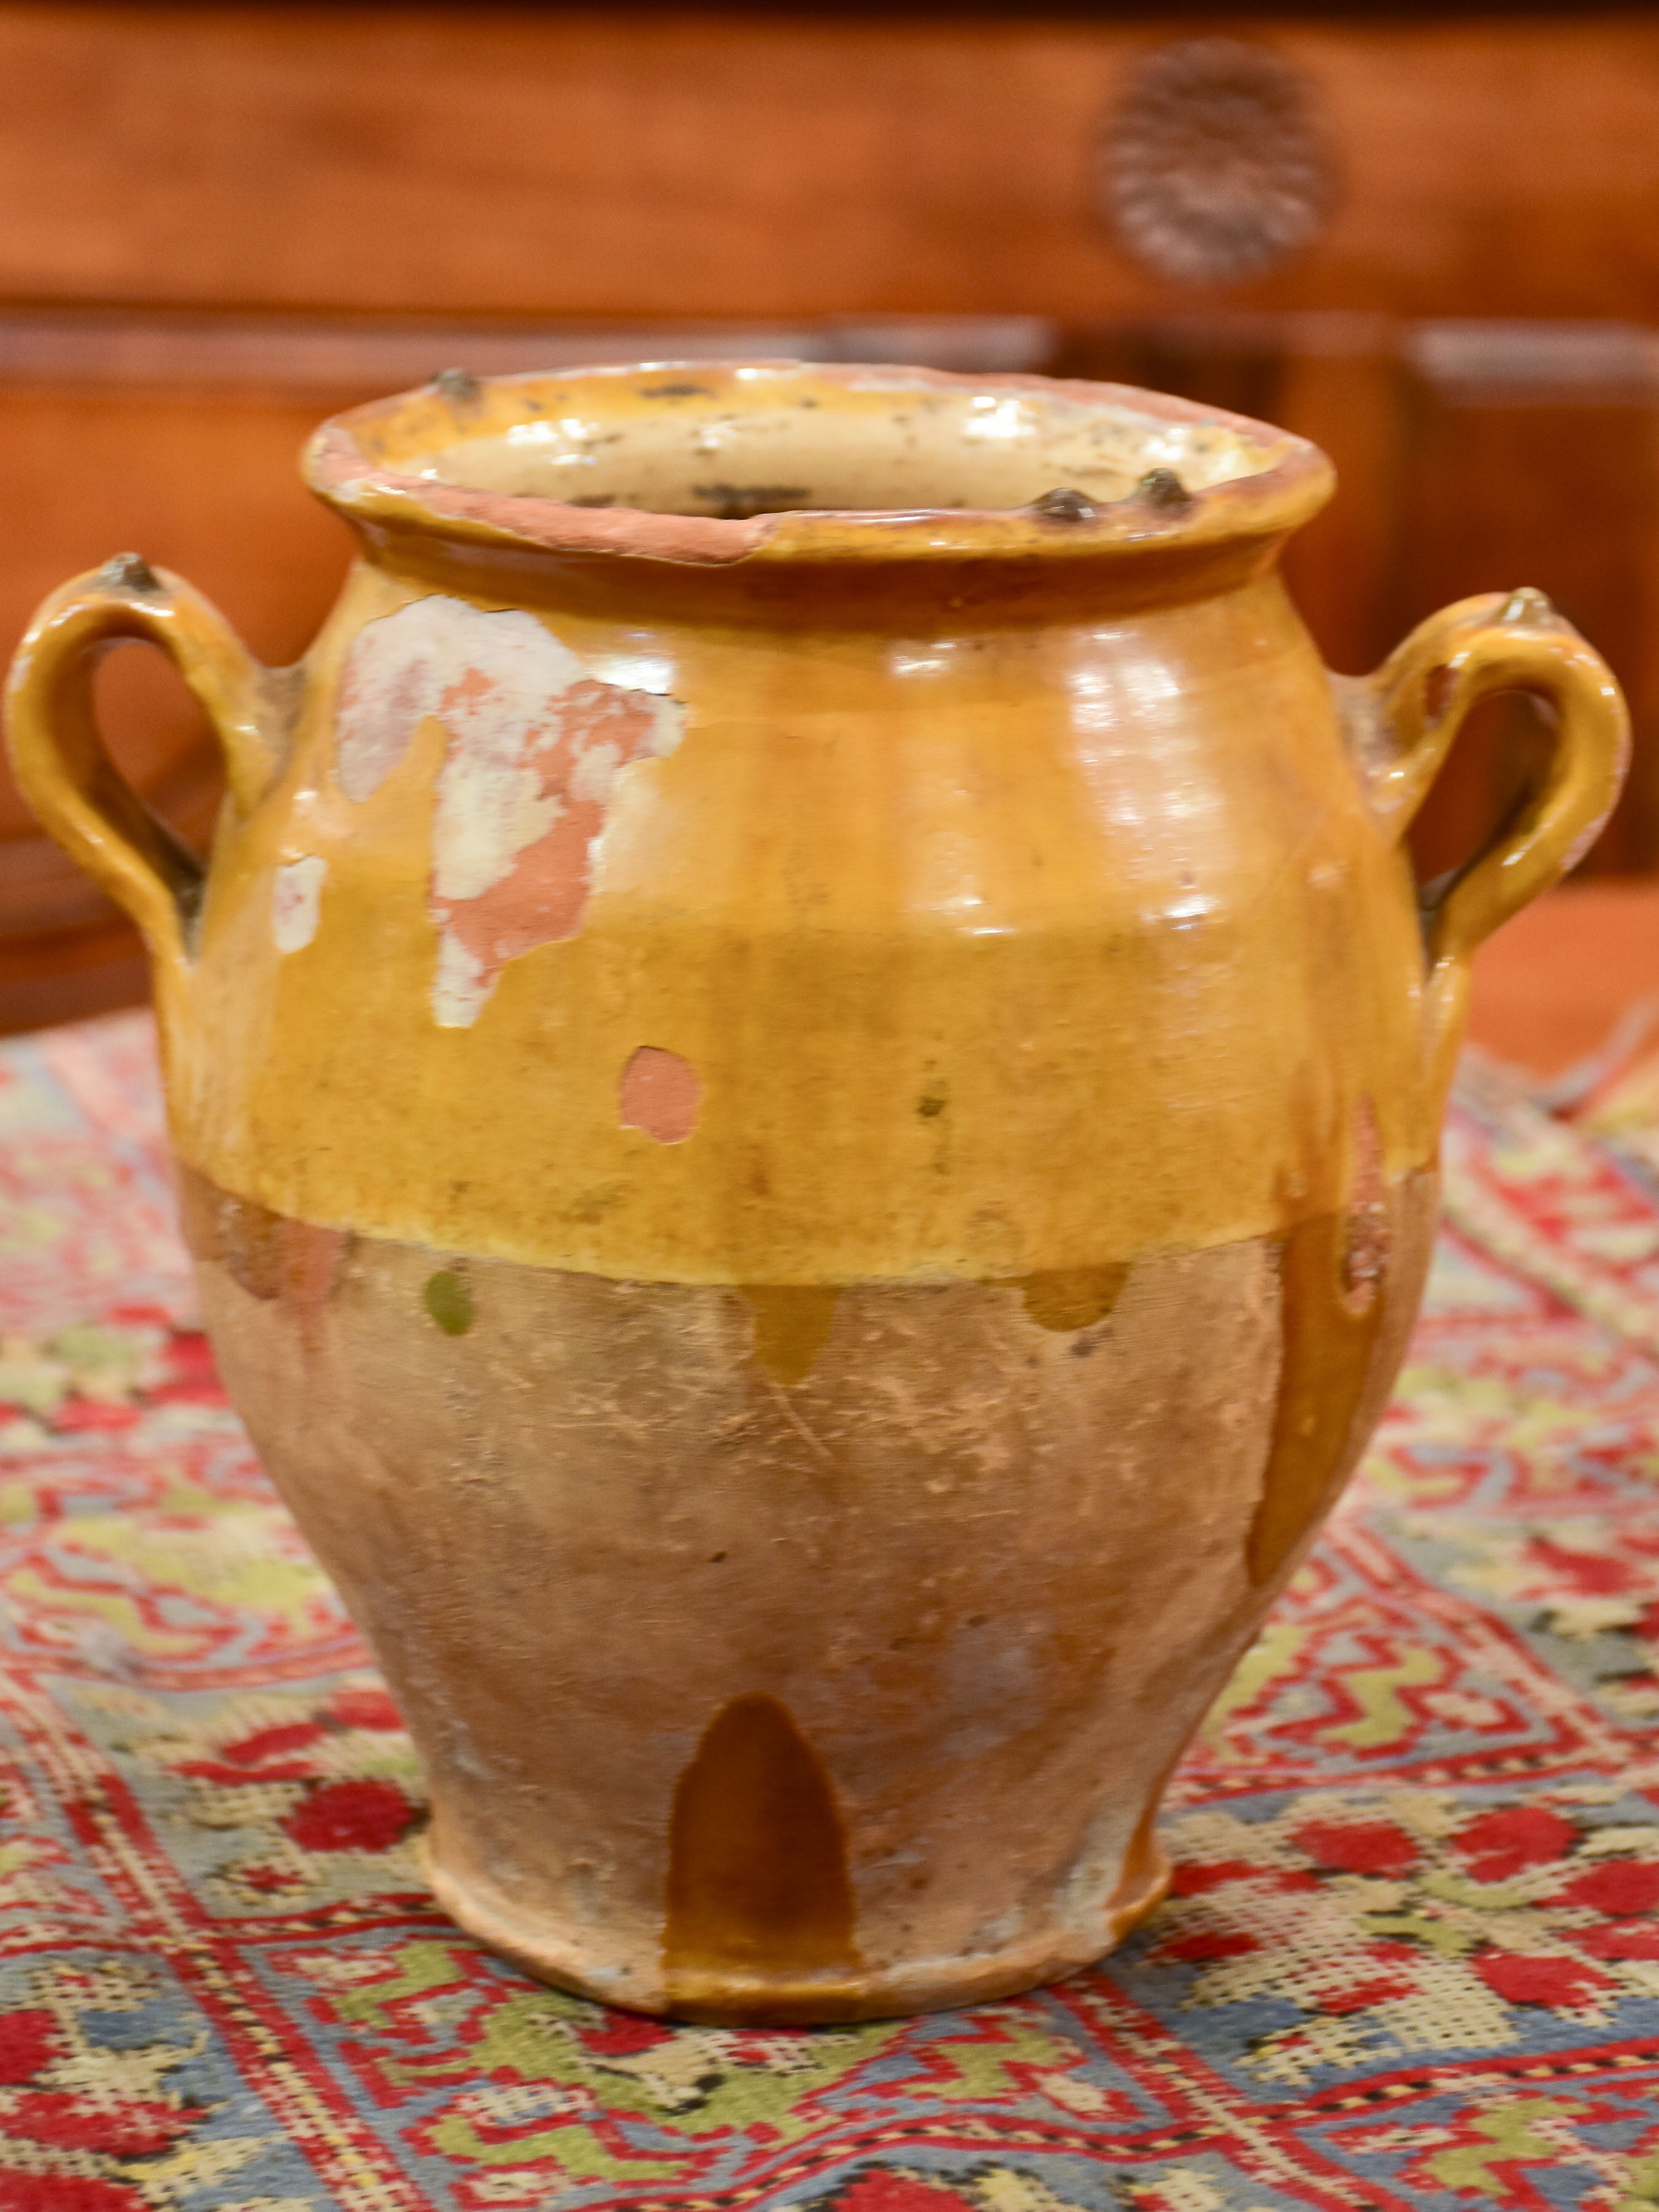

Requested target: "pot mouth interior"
[{"left": 346, "top": 361, "right": 1291, "bottom": 523}]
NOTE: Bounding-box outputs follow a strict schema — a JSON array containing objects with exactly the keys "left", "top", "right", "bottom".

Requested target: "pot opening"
[{"left": 393, "top": 366, "right": 1287, "bottom": 522}]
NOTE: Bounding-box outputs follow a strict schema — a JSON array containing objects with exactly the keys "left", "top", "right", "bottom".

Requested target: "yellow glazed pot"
[{"left": 6, "top": 363, "right": 1628, "bottom": 2023}]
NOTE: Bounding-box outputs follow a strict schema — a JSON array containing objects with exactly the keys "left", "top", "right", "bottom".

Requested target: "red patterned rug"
[{"left": 2, "top": 1012, "right": 1658, "bottom": 2211}]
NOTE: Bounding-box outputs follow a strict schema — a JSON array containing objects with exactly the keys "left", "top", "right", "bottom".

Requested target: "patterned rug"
[{"left": 3, "top": 1012, "right": 1659, "bottom": 2212}]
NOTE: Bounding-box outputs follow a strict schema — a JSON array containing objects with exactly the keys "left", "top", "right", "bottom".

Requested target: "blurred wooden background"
[{"left": 6, "top": 4, "right": 1659, "bottom": 1030}]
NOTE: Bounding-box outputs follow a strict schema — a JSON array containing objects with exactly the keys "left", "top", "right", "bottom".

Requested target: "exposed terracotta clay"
[
  {"left": 7, "top": 360, "right": 1630, "bottom": 2024},
  {"left": 335, "top": 596, "right": 682, "bottom": 1024},
  {"left": 175, "top": 1163, "right": 348, "bottom": 1343},
  {"left": 618, "top": 1046, "right": 701, "bottom": 1144}
]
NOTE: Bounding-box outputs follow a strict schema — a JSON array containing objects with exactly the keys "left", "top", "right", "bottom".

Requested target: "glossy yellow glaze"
[
  {"left": 4, "top": 366, "right": 1627, "bottom": 1286},
  {"left": 9, "top": 365, "right": 1630, "bottom": 2023}
]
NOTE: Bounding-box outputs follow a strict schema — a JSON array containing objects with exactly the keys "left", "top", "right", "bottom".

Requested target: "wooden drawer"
[
  {"left": 4, "top": 7, "right": 1658, "bottom": 1027},
  {"left": 0, "top": 9, "right": 1653, "bottom": 323}
]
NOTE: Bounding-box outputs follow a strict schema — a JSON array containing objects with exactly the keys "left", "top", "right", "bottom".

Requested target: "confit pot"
[{"left": 5, "top": 361, "right": 1628, "bottom": 2023}]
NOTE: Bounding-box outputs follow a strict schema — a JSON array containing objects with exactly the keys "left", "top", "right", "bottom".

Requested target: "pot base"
[
  {"left": 193, "top": 1174, "right": 1433, "bottom": 2027},
  {"left": 419, "top": 1831, "right": 1173, "bottom": 2025}
]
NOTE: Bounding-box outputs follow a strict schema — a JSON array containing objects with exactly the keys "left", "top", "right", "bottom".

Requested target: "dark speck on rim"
[
  {"left": 433, "top": 368, "right": 480, "bottom": 405},
  {"left": 1137, "top": 467, "right": 1193, "bottom": 509},
  {"left": 694, "top": 483, "right": 810, "bottom": 520},
  {"left": 96, "top": 552, "right": 160, "bottom": 595},
  {"left": 639, "top": 382, "right": 713, "bottom": 399},
  {"left": 1031, "top": 487, "right": 1097, "bottom": 523}
]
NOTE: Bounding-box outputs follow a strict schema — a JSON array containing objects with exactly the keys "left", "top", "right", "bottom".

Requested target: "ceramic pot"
[{"left": 7, "top": 363, "right": 1627, "bottom": 2022}]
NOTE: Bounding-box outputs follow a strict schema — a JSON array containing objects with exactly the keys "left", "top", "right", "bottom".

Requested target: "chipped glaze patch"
[
  {"left": 618, "top": 1046, "right": 701, "bottom": 1144},
  {"left": 333, "top": 596, "right": 684, "bottom": 1025},
  {"left": 271, "top": 856, "right": 328, "bottom": 954}
]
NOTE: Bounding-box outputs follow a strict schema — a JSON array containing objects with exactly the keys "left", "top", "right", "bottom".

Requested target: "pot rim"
[{"left": 304, "top": 358, "right": 1334, "bottom": 568}]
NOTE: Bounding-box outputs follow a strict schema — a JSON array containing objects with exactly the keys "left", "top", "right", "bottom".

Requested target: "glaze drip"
[{"left": 664, "top": 1693, "right": 860, "bottom": 2004}]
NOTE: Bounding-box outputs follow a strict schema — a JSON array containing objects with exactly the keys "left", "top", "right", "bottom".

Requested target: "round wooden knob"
[{"left": 1101, "top": 39, "right": 1338, "bottom": 287}]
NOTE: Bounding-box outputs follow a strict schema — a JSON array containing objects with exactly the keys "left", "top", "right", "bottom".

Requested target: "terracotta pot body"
[{"left": 7, "top": 364, "right": 1627, "bottom": 2021}]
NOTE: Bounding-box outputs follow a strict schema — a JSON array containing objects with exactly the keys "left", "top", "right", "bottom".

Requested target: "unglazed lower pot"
[{"left": 7, "top": 363, "right": 1627, "bottom": 2021}]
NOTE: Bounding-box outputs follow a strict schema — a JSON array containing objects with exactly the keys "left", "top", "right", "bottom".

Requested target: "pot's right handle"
[
  {"left": 6, "top": 555, "right": 282, "bottom": 994},
  {"left": 1352, "top": 587, "right": 1630, "bottom": 1077}
]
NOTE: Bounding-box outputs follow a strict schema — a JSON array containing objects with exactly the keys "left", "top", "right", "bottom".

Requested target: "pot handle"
[
  {"left": 1353, "top": 587, "right": 1630, "bottom": 1065},
  {"left": 5, "top": 555, "right": 282, "bottom": 989}
]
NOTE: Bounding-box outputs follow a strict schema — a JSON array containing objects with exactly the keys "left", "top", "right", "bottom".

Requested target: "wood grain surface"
[
  {"left": 4, "top": 4, "right": 1658, "bottom": 1030},
  {"left": 0, "top": 8, "right": 1652, "bottom": 322}
]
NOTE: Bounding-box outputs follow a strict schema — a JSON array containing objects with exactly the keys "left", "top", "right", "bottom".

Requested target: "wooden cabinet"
[{"left": 4, "top": 6, "right": 1658, "bottom": 1028}]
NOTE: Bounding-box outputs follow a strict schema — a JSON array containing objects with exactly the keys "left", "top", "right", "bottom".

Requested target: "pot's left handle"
[
  {"left": 5, "top": 555, "right": 282, "bottom": 988},
  {"left": 1349, "top": 587, "right": 1630, "bottom": 1082}
]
